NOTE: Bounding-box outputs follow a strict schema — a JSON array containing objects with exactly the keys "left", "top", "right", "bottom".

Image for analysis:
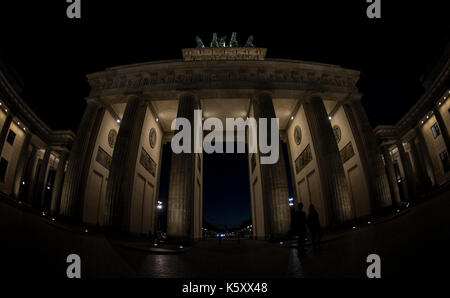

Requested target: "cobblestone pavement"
[{"left": 1, "top": 190, "right": 449, "bottom": 278}]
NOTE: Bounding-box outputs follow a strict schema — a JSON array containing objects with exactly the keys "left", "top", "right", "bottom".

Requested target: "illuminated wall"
[{"left": 286, "top": 103, "right": 326, "bottom": 226}]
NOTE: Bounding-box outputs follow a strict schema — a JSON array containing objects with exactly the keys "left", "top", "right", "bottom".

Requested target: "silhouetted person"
[
  {"left": 295, "top": 203, "right": 308, "bottom": 253},
  {"left": 307, "top": 204, "right": 323, "bottom": 249}
]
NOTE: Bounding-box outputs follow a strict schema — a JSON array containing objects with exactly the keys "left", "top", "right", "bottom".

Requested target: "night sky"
[{"left": 0, "top": 1, "right": 448, "bottom": 227}]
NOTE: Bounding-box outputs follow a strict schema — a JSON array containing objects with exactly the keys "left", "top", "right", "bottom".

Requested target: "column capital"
[
  {"left": 403, "top": 131, "right": 418, "bottom": 143},
  {"left": 177, "top": 90, "right": 197, "bottom": 99},
  {"left": 125, "top": 93, "right": 144, "bottom": 101},
  {"left": 252, "top": 90, "right": 273, "bottom": 99},
  {"left": 177, "top": 91, "right": 201, "bottom": 109},
  {"left": 341, "top": 93, "right": 363, "bottom": 104},
  {"left": 85, "top": 97, "right": 103, "bottom": 106},
  {"left": 303, "top": 91, "right": 324, "bottom": 103},
  {"left": 380, "top": 143, "right": 394, "bottom": 152},
  {"left": 55, "top": 149, "right": 70, "bottom": 157},
  {"left": 395, "top": 139, "right": 405, "bottom": 149}
]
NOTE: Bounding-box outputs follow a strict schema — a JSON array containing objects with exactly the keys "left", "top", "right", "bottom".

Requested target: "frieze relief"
[{"left": 89, "top": 67, "right": 357, "bottom": 94}]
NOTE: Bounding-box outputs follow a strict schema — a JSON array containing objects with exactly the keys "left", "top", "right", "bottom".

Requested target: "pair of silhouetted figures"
[{"left": 294, "top": 203, "right": 323, "bottom": 253}]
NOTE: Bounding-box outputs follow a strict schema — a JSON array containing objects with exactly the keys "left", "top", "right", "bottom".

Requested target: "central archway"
[{"left": 202, "top": 142, "right": 251, "bottom": 236}]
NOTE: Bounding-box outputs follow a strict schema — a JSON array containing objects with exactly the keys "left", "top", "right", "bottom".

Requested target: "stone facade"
[
  {"left": 0, "top": 57, "right": 74, "bottom": 212},
  {"left": 7, "top": 45, "right": 447, "bottom": 241},
  {"left": 55, "top": 48, "right": 392, "bottom": 240},
  {"left": 375, "top": 45, "right": 450, "bottom": 203}
]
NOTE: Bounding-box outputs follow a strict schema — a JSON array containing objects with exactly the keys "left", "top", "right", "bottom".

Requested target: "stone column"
[
  {"left": 0, "top": 114, "right": 13, "bottom": 155},
  {"left": 433, "top": 108, "right": 450, "bottom": 153},
  {"left": 13, "top": 132, "right": 31, "bottom": 198},
  {"left": 343, "top": 101, "right": 392, "bottom": 210},
  {"left": 50, "top": 151, "right": 69, "bottom": 214},
  {"left": 396, "top": 141, "right": 415, "bottom": 201},
  {"left": 23, "top": 146, "right": 37, "bottom": 203},
  {"left": 33, "top": 148, "right": 50, "bottom": 208},
  {"left": 59, "top": 99, "right": 103, "bottom": 218},
  {"left": 104, "top": 95, "right": 147, "bottom": 232},
  {"left": 303, "top": 95, "right": 353, "bottom": 226},
  {"left": 380, "top": 145, "right": 402, "bottom": 206},
  {"left": 285, "top": 138, "right": 299, "bottom": 204},
  {"left": 415, "top": 126, "right": 436, "bottom": 186},
  {"left": 408, "top": 137, "right": 430, "bottom": 192},
  {"left": 252, "top": 92, "right": 291, "bottom": 237},
  {"left": 167, "top": 92, "right": 199, "bottom": 241}
]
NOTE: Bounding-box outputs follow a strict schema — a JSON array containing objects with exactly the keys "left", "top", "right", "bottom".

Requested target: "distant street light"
[
  {"left": 288, "top": 197, "right": 294, "bottom": 207},
  {"left": 157, "top": 201, "right": 163, "bottom": 210}
]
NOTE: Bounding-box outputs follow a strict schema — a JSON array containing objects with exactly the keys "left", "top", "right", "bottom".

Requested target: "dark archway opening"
[
  {"left": 158, "top": 141, "right": 295, "bottom": 238},
  {"left": 203, "top": 142, "right": 251, "bottom": 235}
]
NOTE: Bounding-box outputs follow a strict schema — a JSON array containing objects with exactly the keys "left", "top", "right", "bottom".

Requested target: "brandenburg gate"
[{"left": 58, "top": 36, "right": 392, "bottom": 241}]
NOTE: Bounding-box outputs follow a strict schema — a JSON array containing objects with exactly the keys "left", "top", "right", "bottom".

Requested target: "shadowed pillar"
[
  {"left": 167, "top": 92, "right": 199, "bottom": 241},
  {"left": 303, "top": 95, "right": 353, "bottom": 226},
  {"left": 23, "top": 146, "right": 37, "bottom": 203},
  {"left": 34, "top": 148, "right": 50, "bottom": 208},
  {"left": 408, "top": 137, "right": 430, "bottom": 192},
  {"left": 60, "top": 99, "right": 103, "bottom": 219},
  {"left": 396, "top": 140, "right": 415, "bottom": 201},
  {"left": 380, "top": 145, "right": 402, "bottom": 206},
  {"left": 0, "top": 114, "right": 12, "bottom": 155},
  {"left": 12, "top": 132, "right": 31, "bottom": 198},
  {"left": 50, "top": 151, "right": 69, "bottom": 214},
  {"left": 252, "top": 91, "right": 290, "bottom": 238},
  {"left": 343, "top": 100, "right": 392, "bottom": 210},
  {"left": 104, "top": 95, "right": 147, "bottom": 232},
  {"left": 415, "top": 126, "right": 436, "bottom": 186}
]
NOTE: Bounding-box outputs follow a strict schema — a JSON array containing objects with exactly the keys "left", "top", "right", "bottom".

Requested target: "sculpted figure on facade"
[
  {"left": 219, "top": 36, "right": 227, "bottom": 48},
  {"left": 230, "top": 32, "right": 239, "bottom": 47},
  {"left": 210, "top": 33, "right": 219, "bottom": 47},
  {"left": 245, "top": 35, "right": 255, "bottom": 47},
  {"left": 195, "top": 36, "right": 205, "bottom": 48}
]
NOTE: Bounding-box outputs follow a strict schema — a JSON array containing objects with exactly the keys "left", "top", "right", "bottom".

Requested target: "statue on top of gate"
[{"left": 195, "top": 33, "right": 255, "bottom": 48}]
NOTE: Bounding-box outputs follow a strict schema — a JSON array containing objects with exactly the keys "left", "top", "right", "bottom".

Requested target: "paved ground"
[{"left": 1, "top": 190, "right": 450, "bottom": 278}]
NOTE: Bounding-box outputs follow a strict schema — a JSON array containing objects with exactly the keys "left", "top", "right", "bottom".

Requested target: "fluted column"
[
  {"left": 408, "top": 137, "right": 430, "bottom": 192},
  {"left": 167, "top": 92, "right": 199, "bottom": 241},
  {"left": 380, "top": 145, "right": 402, "bottom": 206},
  {"left": 104, "top": 95, "right": 147, "bottom": 232},
  {"left": 268, "top": 141, "right": 291, "bottom": 236},
  {"left": 50, "top": 151, "right": 69, "bottom": 214},
  {"left": 343, "top": 101, "right": 392, "bottom": 210},
  {"left": 303, "top": 95, "right": 353, "bottom": 226},
  {"left": 59, "top": 99, "right": 102, "bottom": 218},
  {"left": 415, "top": 126, "right": 436, "bottom": 186},
  {"left": 433, "top": 108, "right": 450, "bottom": 153},
  {"left": 396, "top": 141, "right": 415, "bottom": 201},
  {"left": 33, "top": 148, "right": 50, "bottom": 208},
  {"left": 13, "top": 132, "right": 31, "bottom": 198},
  {"left": 23, "top": 146, "right": 37, "bottom": 203},
  {"left": 0, "top": 114, "right": 13, "bottom": 155},
  {"left": 252, "top": 92, "right": 290, "bottom": 237}
]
